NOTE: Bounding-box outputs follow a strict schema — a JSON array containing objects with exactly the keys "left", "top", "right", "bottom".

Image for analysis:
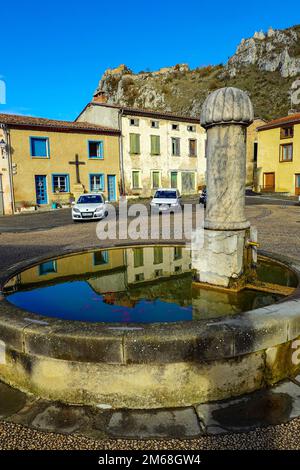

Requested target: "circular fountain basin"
[{"left": 0, "top": 244, "right": 300, "bottom": 409}]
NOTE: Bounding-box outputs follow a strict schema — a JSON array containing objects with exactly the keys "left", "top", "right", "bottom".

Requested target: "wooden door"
[
  {"left": 295, "top": 174, "right": 300, "bottom": 195},
  {"left": 263, "top": 172, "right": 275, "bottom": 192}
]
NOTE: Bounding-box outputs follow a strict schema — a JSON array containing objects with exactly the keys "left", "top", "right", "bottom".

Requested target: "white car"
[
  {"left": 150, "top": 188, "right": 182, "bottom": 213},
  {"left": 72, "top": 193, "right": 108, "bottom": 222}
]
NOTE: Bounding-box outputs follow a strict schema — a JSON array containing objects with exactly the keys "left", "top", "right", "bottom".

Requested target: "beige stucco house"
[{"left": 76, "top": 95, "right": 206, "bottom": 198}]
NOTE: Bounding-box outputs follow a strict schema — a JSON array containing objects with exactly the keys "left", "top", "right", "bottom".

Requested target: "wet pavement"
[{"left": 1, "top": 375, "right": 300, "bottom": 447}]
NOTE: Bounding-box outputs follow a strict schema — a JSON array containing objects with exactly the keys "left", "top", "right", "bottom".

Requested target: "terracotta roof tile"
[
  {"left": 258, "top": 113, "right": 300, "bottom": 131},
  {"left": 0, "top": 113, "right": 120, "bottom": 134}
]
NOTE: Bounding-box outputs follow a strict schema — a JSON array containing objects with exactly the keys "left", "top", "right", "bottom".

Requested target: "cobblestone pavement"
[{"left": 1, "top": 202, "right": 300, "bottom": 449}]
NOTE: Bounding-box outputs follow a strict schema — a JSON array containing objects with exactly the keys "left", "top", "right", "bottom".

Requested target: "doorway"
[{"left": 263, "top": 172, "right": 275, "bottom": 192}]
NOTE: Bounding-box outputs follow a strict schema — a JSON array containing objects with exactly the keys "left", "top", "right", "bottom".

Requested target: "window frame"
[
  {"left": 129, "top": 133, "right": 141, "bottom": 155},
  {"left": 171, "top": 123, "right": 179, "bottom": 131},
  {"left": 151, "top": 170, "right": 161, "bottom": 189},
  {"left": 93, "top": 250, "right": 109, "bottom": 266},
  {"left": 88, "top": 140, "right": 104, "bottom": 159},
  {"left": 151, "top": 120, "right": 159, "bottom": 129},
  {"left": 279, "top": 143, "right": 293, "bottom": 162},
  {"left": 150, "top": 134, "right": 160, "bottom": 156},
  {"left": 52, "top": 174, "right": 70, "bottom": 193},
  {"left": 30, "top": 136, "right": 50, "bottom": 158},
  {"left": 133, "top": 247, "right": 144, "bottom": 268},
  {"left": 38, "top": 260, "right": 57, "bottom": 276},
  {"left": 132, "top": 170, "right": 141, "bottom": 189},
  {"left": 280, "top": 126, "right": 294, "bottom": 139},
  {"left": 89, "top": 173, "right": 105, "bottom": 192},
  {"left": 189, "top": 138, "right": 197, "bottom": 157},
  {"left": 171, "top": 137, "right": 180, "bottom": 156},
  {"left": 129, "top": 118, "right": 139, "bottom": 127}
]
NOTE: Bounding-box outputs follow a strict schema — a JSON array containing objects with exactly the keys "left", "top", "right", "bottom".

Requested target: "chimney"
[{"left": 93, "top": 90, "right": 107, "bottom": 104}]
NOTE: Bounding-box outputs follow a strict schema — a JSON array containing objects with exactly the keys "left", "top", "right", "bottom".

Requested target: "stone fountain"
[{"left": 192, "top": 87, "right": 258, "bottom": 288}]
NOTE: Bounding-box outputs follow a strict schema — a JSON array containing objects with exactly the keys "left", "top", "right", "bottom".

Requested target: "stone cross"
[{"left": 69, "top": 154, "right": 86, "bottom": 184}]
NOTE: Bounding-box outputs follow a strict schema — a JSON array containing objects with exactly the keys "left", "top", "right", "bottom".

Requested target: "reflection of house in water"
[
  {"left": 4, "top": 246, "right": 192, "bottom": 297},
  {"left": 4, "top": 249, "right": 126, "bottom": 293},
  {"left": 126, "top": 246, "right": 191, "bottom": 285}
]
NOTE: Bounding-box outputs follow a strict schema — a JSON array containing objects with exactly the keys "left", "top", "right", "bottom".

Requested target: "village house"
[
  {"left": 256, "top": 113, "right": 300, "bottom": 195},
  {"left": 0, "top": 114, "right": 120, "bottom": 215},
  {"left": 76, "top": 93, "right": 207, "bottom": 197}
]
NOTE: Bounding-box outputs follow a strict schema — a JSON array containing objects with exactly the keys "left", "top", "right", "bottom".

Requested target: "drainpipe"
[
  {"left": 118, "top": 108, "right": 125, "bottom": 197},
  {"left": 0, "top": 124, "right": 15, "bottom": 214}
]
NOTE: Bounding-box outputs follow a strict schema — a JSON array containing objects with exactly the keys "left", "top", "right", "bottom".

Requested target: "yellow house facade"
[
  {"left": 0, "top": 113, "right": 120, "bottom": 214},
  {"left": 246, "top": 118, "right": 266, "bottom": 187},
  {"left": 256, "top": 113, "right": 300, "bottom": 195}
]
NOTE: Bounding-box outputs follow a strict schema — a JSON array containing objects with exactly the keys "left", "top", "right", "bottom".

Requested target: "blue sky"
[{"left": 0, "top": 0, "right": 299, "bottom": 121}]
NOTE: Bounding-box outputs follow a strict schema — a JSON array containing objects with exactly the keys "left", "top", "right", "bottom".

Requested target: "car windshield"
[
  {"left": 154, "top": 190, "right": 177, "bottom": 199},
  {"left": 77, "top": 195, "right": 103, "bottom": 204}
]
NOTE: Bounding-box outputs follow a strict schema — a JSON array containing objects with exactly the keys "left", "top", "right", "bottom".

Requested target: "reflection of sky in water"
[{"left": 8, "top": 281, "right": 193, "bottom": 323}]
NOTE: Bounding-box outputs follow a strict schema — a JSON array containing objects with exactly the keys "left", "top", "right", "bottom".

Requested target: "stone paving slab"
[
  {"left": 107, "top": 408, "right": 203, "bottom": 439},
  {"left": 196, "top": 375, "right": 300, "bottom": 434},
  {"left": 1, "top": 376, "right": 300, "bottom": 439}
]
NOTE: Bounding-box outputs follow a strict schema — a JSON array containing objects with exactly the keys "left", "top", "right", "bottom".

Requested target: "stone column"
[{"left": 192, "top": 87, "right": 254, "bottom": 288}]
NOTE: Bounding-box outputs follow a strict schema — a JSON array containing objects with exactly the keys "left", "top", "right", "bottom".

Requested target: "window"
[
  {"left": 189, "top": 139, "right": 197, "bottom": 157},
  {"left": 175, "top": 265, "right": 182, "bottom": 273},
  {"left": 135, "top": 273, "right": 145, "bottom": 282},
  {"left": 155, "top": 269, "right": 163, "bottom": 278},
  {"left": 88, "top": 140, "right": 103, "bottom": 159},
  {"left": 171, "top": 171, "right": 178, "bottom": 188},
  {"left": 130, "top": 118, "right": 139, "bottom": 126},
  {"left": 93, "top": 250, "right": 109, "bottom": 265},
  {"left": 52, "top": 174, "right": 69, "bottom": 193},
  {"left": 174, "top": 246, "right": 182, "bottom": 260},
  {"left": 133, "top": 248, "right": 144, "bottom": 267},
  {"left": 172, "top": 124, "right": 179, "bottom": 131},
  {"left": 154, "top": 246, "right": 163, "bottom": 265},
  {"left": 89, "top": 174, "right": 104, "bottom": 192},
  {"left": 150, "top": 135, "right": 160, "bottom": 155},
  {"left": 152, "top": 171, "right": 160, "bottom": 189},
  {"left": 130, "top": 133, "right": 140, "bottom": 154},
  {"left": 187, "top": 125, "right": 196, "bottom": 132},
  {"left": 78, "top": 194, "right": 104, "bottom": 204},
  {"left": 132, "top": 170, "right": 141, "bottom": 189},
  {"left": 151, "top": 120, "right": 159, "bottom": 128},
  {"left": 30, "top": 137, "right": 49, "bottom": 158},
  {"left": 280, "top": 143, "right": 293, "bottom": 162},
  {"left": 39, "top": 260, "right": 57, "bottom": 276},
  {"left": 172, "top": 138, "right": 180, "bottom": 156},
  {"left": 280, "top": 126, "right": 294, "bottom": 139}
]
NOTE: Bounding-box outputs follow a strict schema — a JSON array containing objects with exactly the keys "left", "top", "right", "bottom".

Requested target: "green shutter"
[
  {"left": 134, "top": 248, "right": 144, "bottom": 267},
  {"left": 152, "top": 171, "right": 160, "bottom": 188},
  {"left": 154, "top": 246, "right": 163, "bottom": 265},
  {"left": 171, "top": 172, "right": 178, "bottom": 188},
  {"left": 151, "top": 135, "right": 160, "bottom": 155},
  {"left": 132, "top": 171, "right": 140, "bottom": 189},
  {"left": 130, "top": 134, "right": 140, "bottom": 154},
  {"left": 174, "top": 247, "right": 182, "bottom": 260}
]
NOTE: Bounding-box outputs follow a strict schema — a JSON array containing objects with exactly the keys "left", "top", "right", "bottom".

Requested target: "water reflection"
[{"left": 4, "top": 246, "right": 287, "bottom": 323}]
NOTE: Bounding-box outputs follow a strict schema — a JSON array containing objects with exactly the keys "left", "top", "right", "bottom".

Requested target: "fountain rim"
[{"left": 1, "top": 241, "right": 300, "bottom": 365}]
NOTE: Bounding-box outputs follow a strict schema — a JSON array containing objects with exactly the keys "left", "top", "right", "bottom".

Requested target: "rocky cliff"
[{"left": 94, "top": 25, "right": 300, "bottom": 120}]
